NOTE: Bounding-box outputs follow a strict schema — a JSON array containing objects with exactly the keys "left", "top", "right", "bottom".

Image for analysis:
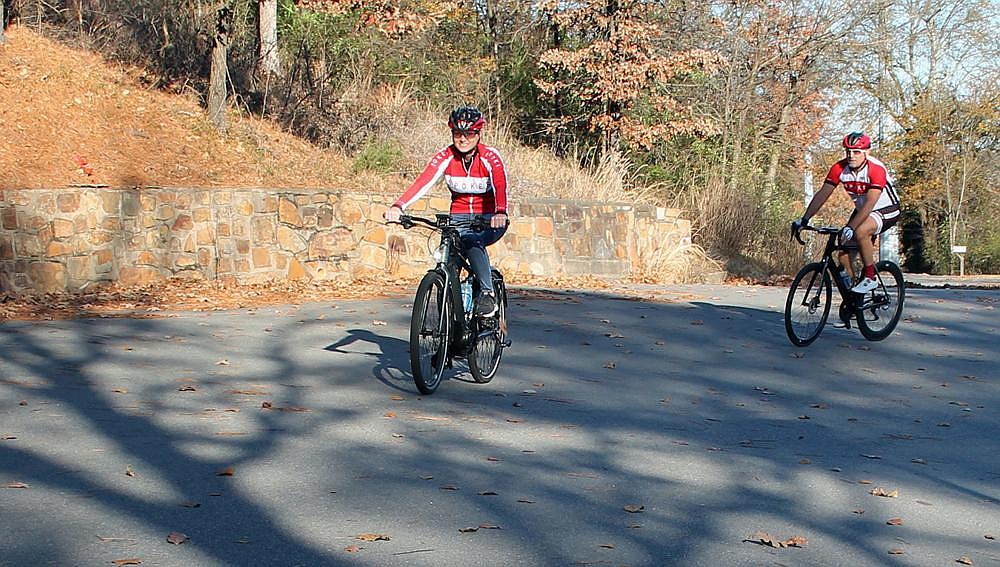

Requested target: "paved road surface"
[{"left": 1, "top": 283, "right": 997, "bottom": 566}]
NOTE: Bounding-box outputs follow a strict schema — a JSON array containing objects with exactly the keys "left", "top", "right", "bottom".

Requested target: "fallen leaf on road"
[
  {"left": 344, "top": 545, "right": 362, "bottom": 552},
  {"left": 624, "top": 504, "right": 644, "bottom": 513},
  {"left": 599, "top": 543, "right": 616, "bottom": 549},
  {"left": 459, "top": 526, "right": 479, "bottom": 533},
  {"left": 745, "top": 532, "right": 808, "bottom": 548},
  {"left": 888, "top": 548, "right": 905, "bottom": 555},
  {"left": 6, "top": 482, "right": 29, "bottom": 488},
  {"left": 166, "top": 532, "right": 188, "bottom": 544},
  {"left": 356, "top": 533, "right": 389, "bottom": 542},
  {"left": 957, "top": 556, "right": 973, "bottom": 565},
  {"left": 217, "top": 467, "right": 235, "bottom": 476},
  {"left": 887, "top": 518, "right": 903, "bottom": 525},
  {"left": 479, "top": 523, "right": 501, "bottom": 530},
  {"left": 112, "top": 559, "right": 142, "bottom": 566},
  {"left": 870, "top": 487, "right": 898, "bottom": 497},
  {"left": 216, "top": 359, "right": 230, "bottom": 365},
  {"left": 125, "top": 464, "right": 135, "bottom": 477}
]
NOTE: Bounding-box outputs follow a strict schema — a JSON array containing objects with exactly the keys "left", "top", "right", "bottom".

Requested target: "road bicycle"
[
  {"left": 391, "top": 213, "right": 510, "bottom": 394},
  {"left": 785, "top": 224, "right": 905, "bottom": 346}
]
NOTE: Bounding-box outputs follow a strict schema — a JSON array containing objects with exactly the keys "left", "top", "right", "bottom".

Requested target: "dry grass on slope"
[
  {"left": 0, "top": 26, "right": 368, "bottom": 191},
  {"left": 1, "top": 24, "right": 650, "bottom": 206}
]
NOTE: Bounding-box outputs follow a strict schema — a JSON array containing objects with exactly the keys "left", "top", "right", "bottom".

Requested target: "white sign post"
[{"left": 952, "top": 245, "right": 967, "bottom": 276}]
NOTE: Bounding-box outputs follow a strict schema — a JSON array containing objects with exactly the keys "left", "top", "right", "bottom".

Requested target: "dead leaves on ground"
[
  {"left": 459, "top": 523, "right": 502, "bottom": 533},
  {"left": 745, "top": 532, "right": 808, "bottom": 548}
]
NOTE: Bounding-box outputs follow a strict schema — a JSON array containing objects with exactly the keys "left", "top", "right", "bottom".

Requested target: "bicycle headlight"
[{"left": 432, "top": 244, "right": 447, "bottom": 262}]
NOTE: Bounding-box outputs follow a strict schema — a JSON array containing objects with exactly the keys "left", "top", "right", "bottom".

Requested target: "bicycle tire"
[
  {"left": 784, "top": 262, "right": 832, "bottom": 347},
  {"left": 469, "top": 273, "right": 506, "bottom": 383},
  {"left": 856, "top": 261, "right": 905, "bottom": 341},
  {"left": 410, "top": 271, "right": 451, "bottom": 394}
]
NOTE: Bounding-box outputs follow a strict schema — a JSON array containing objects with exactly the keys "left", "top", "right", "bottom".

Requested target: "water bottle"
[
  {"left": 460, "top": 278, "right": 474, "bottom": 313},
  {"left": 837, "top": 267, "right": 852, "bottom": 290}
]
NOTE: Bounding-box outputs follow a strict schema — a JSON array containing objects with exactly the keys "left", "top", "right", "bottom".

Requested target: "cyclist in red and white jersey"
[
  {"left": 793, "top": 132, "right": 901, "bottom": 295},
  {"left": 384, "top": 106, "right": 509, "bottom": 317}
]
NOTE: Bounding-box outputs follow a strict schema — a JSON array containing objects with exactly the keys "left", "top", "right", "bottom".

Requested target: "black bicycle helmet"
[
  {"left": 448, "top": 106, "right": 485, "bottom": 133},
  {"left": 842, "top": 131, "right": 871, "bottom": 150}
]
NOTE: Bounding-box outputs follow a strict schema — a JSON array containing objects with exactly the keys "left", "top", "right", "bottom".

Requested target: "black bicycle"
[
  {"left": 391, "top": 213, "right": 509, "bottom": 394},
  {"left": 785, "top": 224, "right": 905, "bottom": 346}
]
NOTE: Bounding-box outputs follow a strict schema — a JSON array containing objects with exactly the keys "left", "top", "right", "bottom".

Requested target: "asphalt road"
[{"left": 1, "top": 283, "right": 997, "bottom": 566}]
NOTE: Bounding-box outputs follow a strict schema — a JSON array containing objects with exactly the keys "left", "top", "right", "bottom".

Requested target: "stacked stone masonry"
[{"left": 0, "top": 188, "right": 692, "bottom": 294}]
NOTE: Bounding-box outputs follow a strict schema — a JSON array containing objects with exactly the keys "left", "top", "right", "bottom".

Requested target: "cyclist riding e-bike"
[
  {"left": 384, "top": 106, "right": 509, "bottom": 318},
  {"left": 792, "top": 132, "right": 901, "bottom": 324}
]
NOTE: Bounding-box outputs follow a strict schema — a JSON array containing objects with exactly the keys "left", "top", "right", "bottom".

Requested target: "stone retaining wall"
[{"left": 0, "top": 188, "right": 692, "bottom": 294}]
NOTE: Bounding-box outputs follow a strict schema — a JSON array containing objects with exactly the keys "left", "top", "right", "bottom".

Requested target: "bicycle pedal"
[{"left": 501, "top": 339, "right": 512, "bottom": 348}]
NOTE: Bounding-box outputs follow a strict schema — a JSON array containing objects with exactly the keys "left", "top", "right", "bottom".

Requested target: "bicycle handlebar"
[
  {"left": 388, "top": 213, "right": 495, "bottom": 233},
  {"left": 791, "top": 223, "right": 841, "bottom": 246}
]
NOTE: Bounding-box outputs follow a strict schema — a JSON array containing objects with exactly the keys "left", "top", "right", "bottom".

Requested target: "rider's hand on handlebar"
[
  {"left": 839, "top": 225, "right": 854, "bottom": 244},
  {"left": 384, "top": 205, "right": 402, "bottom": 223},
  {"left": 490, "top": 213, "right": 508, "bottom": 229},
  {"left": 791, "top": 217, "right": 808, "bottom": 232}
]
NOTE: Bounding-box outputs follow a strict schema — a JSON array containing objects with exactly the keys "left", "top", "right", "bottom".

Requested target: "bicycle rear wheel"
[
  {"left": 784, "top": 262, "right": 832, "bottom": 347},
  {"left": 410, "top": 271, "right": 451, "bottom": 394},
  {"left": 469, "top": 274, "right": 506, "bottom": 383},
  {"left": 856, "top": 261, "right": 905, "bottom": 341}
]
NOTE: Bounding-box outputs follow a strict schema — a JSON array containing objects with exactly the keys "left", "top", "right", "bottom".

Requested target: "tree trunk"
[
  {"left": 0, "top": 1, "right": 6, "bottom": 44},
  {"left": 208, "top": 6, "right": 231, "bottom": 133},
  {"left": 258, "top": 0, "right": 279, "bottom": 77}
]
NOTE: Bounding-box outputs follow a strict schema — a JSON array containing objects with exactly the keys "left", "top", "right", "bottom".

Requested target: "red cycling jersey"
[
  {"left": 824, "top": 155, "right": 900, "bottom": 216},
  {"left": 393, "top": 144, "right": 508, "bottom": 215}
]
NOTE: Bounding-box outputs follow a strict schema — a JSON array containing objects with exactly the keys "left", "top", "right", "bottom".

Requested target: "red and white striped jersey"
[
  {"left": 824, "top": 155, "right": 900, "bottom": 214},
  {"left": 393, "top": 144, "right": 508, "bottom": 215}
]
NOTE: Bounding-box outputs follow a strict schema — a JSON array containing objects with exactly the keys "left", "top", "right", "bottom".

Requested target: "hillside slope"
[{"left": 0, "top": 26, "right": 365, "bottom": 191}]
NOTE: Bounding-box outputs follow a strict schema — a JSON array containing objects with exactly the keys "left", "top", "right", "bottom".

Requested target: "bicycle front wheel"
[
  {"left": 410, "top": 271, "right": 451, "bottom": 394},
  {"left": 856, "top": 261, "right": 905, "bottom": 341},
  {"left": 469, "top": 274, "right": 507, "bottom": 383},
  {"left": 784, "top": 262, "right": 832, "bottom": 347}
]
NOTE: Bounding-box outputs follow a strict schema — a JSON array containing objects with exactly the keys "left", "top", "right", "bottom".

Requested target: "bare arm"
[{"left": 802, "top": 181, "right": 837, "bottom": 222}]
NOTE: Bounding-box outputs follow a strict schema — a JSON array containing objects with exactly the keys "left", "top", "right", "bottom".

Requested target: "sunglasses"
[{"left": 452, "top": 130, "right": 480, "bottom": 138}]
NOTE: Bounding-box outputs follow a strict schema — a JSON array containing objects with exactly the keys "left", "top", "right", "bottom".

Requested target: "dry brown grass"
[
  {"left": 2, "top": 24, "right": 649, "bottom": 209},
  {"left": 1, "top": 26, "right": 364, "bottom": 191}
]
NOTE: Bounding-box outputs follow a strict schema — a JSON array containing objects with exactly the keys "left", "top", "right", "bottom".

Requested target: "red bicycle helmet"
[
  {"left": 843, "top": 132, "right": 871, "bottom": 150},
  {"left": 448, "top": 106, "right": 485, "bottom": 133}
]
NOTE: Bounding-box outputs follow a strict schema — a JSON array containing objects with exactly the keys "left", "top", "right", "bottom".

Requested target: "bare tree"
[
  {"left": 208, "top": 5, "right": 232, "bottom": 132},
  {"left": 258, "top": 0, "right": 279, "bottom": 77}
]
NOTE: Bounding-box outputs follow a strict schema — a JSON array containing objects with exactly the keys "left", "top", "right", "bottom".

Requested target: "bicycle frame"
[
  {"left": 796, "top": 226, "right": 890, "bottom": 315},
  {"left": 786, "top": 223, "right": 905, "bottom": 345},
  {"left": 398, "top": 213, "right": 482, "bottom": 357}
]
